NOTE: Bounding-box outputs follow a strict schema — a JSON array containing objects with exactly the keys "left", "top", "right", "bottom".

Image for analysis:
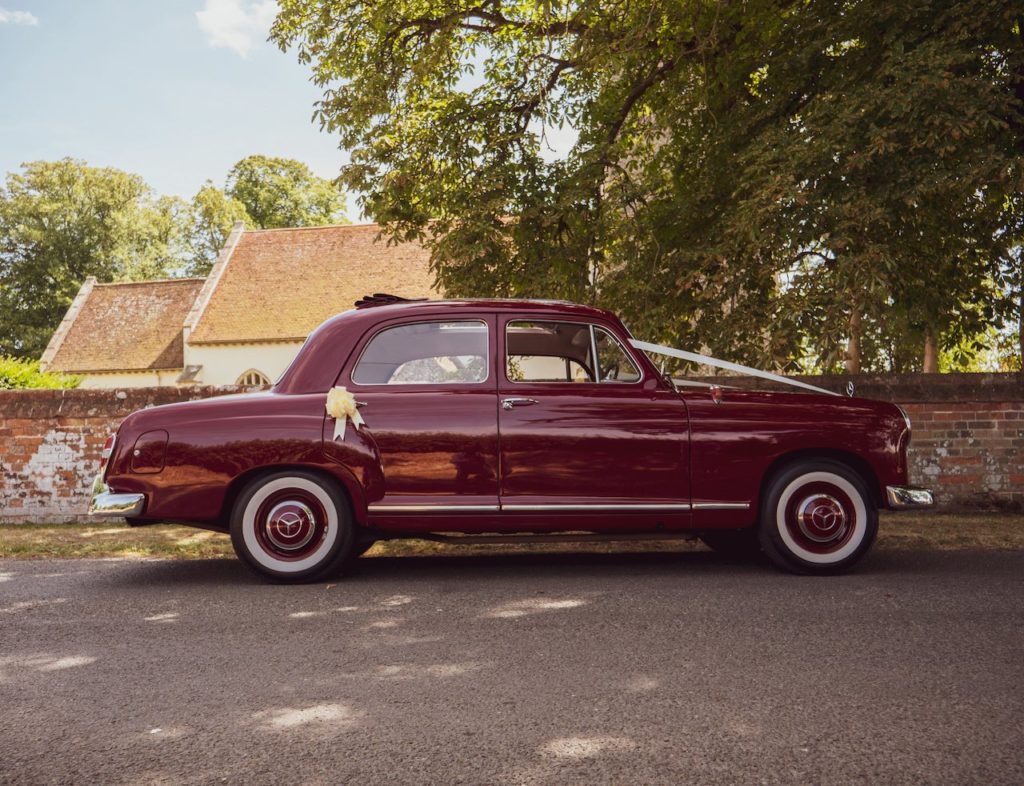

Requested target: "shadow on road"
[{"left": 87, "top": 545, "right": 997, "bottom": 589}]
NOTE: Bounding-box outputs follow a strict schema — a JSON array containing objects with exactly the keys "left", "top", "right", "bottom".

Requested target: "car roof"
[
  {"left": 350, "top": 298, "right": 616, "bottom": 320},
  {"left": 274, "top": 298, "right": 632, "bottom": 394}
]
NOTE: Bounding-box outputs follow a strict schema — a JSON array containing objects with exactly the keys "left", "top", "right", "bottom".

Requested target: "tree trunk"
[
  {"left": 923, "top": 326, "right": 939, "bottom": 373},
  {"left": 844, "top": 307, "right": 861, "bottom": 374}
]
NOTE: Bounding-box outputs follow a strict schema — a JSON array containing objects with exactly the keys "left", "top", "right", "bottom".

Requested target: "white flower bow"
[{"left": 326, "top": 386, "right": 365, "bottom": 441}]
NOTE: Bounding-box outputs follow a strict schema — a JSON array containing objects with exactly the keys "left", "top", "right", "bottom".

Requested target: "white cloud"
[
  {"left": 196, "top": 0, "right": 278, "bottom": 58},
  {"left": 0, "top": 7, "right": 40, "bottom": 25}
]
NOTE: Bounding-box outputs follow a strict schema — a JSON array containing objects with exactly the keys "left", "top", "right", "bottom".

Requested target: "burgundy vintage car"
[{"left": 89, "top": 297, "right": 933, "bottom": 581}]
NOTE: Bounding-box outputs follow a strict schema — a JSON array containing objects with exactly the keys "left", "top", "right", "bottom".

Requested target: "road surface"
[{"left": 1, "top": 549, "right": 1022, "bottom": 784}]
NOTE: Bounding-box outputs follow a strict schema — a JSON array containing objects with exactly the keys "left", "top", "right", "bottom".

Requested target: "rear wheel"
[
  {"left": 230, "top": 470, "right": 354, "bottom": 583},
  {"left": 758, "top": 460, "right": 877, "bottom": 575}
]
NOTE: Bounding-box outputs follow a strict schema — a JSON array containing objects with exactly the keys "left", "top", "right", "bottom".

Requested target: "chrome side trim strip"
[
  {"left": 368, "top": 501, "right": 750, "bottom": 514},
  {"left": 501, "top": 503, "right": 692, "bottom": 512},
  {"left": 368, "top": 504, "right": 501, "bottom": 513}
]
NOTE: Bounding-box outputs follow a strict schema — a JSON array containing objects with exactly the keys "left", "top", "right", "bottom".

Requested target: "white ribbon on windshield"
[{"left": 630, "top": 339, "right": 839, "bottom": 397}]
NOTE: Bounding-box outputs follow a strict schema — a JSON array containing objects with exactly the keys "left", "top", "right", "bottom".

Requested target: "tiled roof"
[
  {"left": 48, "top": 279, "right": 205, "bottom": 373},
  {"left": 188, "top": 224, "right": 438, "bottom": 344}
]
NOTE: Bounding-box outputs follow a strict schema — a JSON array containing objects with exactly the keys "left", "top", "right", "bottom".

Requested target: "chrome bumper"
[
  {"left": 88, "top": 475, "right": 145, "bottom": 517},
  {"left": 886, "top": 485, "right": 935, "bottom": 509}
]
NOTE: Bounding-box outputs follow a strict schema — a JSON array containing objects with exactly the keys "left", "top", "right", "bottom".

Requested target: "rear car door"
[{"left": 334, "top": 315, "right": 500, "bottom": 512}]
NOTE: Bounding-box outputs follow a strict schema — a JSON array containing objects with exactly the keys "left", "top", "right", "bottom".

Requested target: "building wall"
[
  {"left": 183, "top": 341, "right": 304, "bottom": 386},
  {"left": 1, "top": 374, "right": 1021, "bottom": 524},
  {"left": 76, "top": 370, "right": 180, "bottom": 389}
]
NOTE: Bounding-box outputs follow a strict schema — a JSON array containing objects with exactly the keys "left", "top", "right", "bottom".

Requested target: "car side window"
[
  {"left": 352, "top": 320, "right": 489, "bottom": 385},
  {"left": 506, "top": 321, "right": 641, "bottom": 383},
  {"left": 593, "top": 327, "right": 642, "bottom": 383}
]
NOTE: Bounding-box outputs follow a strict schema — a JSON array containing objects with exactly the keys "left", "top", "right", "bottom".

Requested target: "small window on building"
[{"left": 237, "top": 369, "right": 270, "bottom": 386}]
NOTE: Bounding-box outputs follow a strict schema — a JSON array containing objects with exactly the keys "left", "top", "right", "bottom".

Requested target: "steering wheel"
[{"left": 601, "top": 361, "right": 621, "bottom": 381}]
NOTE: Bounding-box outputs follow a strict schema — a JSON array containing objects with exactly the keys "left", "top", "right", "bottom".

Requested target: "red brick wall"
[
  {"left": 0, "top": 387, "right": 248, "bottom": 524},
  {"left": 1, "top": 375, "right": 1021, "bottom": 523},
  {"left": 902, "top": 402, "right": 1023, "bottom": 510}
]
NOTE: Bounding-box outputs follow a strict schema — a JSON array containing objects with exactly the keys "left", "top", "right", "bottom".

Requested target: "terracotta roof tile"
[
  {"left": 49, "top": 279, "right": 204, "bottom": 373},
  {"left": 188, "top": 224, "right": 438, "bottom": 344}
]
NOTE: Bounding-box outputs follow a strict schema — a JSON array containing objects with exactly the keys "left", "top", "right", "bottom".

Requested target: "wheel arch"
[
  {"left": 218, "top": 463, "right": 368, "bottom": 528},
  {"left": 758, "top": 448, "right": 883, "bottom": 512}
]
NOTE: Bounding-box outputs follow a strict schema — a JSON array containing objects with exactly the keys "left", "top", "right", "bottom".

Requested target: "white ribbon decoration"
[
  {"left": 326, "top": 386, "right": 366, "bottom": 440},
  {"left": 630, "top": 339, "right": 839, "bottom": 397}
]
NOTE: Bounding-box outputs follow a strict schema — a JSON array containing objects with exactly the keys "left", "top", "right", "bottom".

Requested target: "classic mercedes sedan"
[{"left": 89, "top": 296, "right": 932, "bottom": 581}]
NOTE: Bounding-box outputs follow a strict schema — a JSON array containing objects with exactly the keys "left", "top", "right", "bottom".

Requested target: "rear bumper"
[
  {"left": 88, "top": 475, "right": 145, "bottom": 517},
  {"left": 885, "top": 485, "right": 935, "bottom": 509}
]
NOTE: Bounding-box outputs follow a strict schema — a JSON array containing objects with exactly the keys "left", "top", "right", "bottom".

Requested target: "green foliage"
[
  {"left": 226, "top": 155, "right": 347, "bottom": 229},
  {"left": 273, "top": 0, "right": 1024, "bottom": 372},
  {"left": 0, "top": 356, "right": 80, "bottom": 389},
  {"left": 0, "top": 155, "right": 349, "bottom": 356},
  {"left": 0, "top": 159, "right": 190, "bottom": 358},
  {"left": 184, "top": 182, "right": 253, "bottom": 276}
]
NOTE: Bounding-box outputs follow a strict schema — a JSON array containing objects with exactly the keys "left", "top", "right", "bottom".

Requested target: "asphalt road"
[{"left": 1, "top": 549, "right": 1022, "bottom": 786}]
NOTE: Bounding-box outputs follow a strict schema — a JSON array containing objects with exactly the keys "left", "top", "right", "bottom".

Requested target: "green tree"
[
  {"left": 225, "top": 155, "right": 347, "bottom": 229},
  {"left": 0, "top": 356, "right": 80, "bottom": 389},
  {"left": 273, "top": 0, "right": 1023, "bottom": 372},
  {"left": 185, "top": 182, "right": 253, "bottom": 276},
  {"left": 0, "top": 159, "right": 189, "bottom": 358}
]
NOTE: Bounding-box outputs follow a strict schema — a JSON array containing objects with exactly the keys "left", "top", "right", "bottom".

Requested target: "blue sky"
[{"left": 0, "top": 1, "right": 346, "bottom": 203}]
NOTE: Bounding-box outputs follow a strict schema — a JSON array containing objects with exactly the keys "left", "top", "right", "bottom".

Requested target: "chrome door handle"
[
  {"left": 356, "top": 400, "right": 368, "bottom": 408},
  {"left": 502, "top": 397, "right": 539, "bottom": 410}
]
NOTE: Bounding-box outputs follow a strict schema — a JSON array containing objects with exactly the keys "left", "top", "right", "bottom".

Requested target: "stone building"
[{"left": 40, "top": 223, "right": 437, "bottom": 388}]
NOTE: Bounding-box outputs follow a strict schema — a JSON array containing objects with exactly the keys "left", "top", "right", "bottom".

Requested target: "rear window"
[{"left": 352, "top": 321, "right": 489, "bottom": 385}]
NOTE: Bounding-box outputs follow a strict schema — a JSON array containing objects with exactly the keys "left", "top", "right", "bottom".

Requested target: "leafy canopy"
[
  {"left": 226, "top": 155, "right": 348, "bottom": 230},
  {"left": 273, "top": 0, "right": 1023, "bottom": 372},
  {"left": 0, "top": 155, "right": 349, "bottom": 355},
  {"left": 184, "top": 182, "right": 253, "bottom": 276},
  {"left": 0, "top": 159, "right": 188, "bottom": 358}
]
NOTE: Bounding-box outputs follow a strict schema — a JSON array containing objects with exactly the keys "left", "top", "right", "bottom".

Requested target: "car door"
[
  {"left": 497, "top": 315, "right": 691, "bottom": 526},
  {"left": 329, "top": 315, "right": 500, "bottom": 513}
]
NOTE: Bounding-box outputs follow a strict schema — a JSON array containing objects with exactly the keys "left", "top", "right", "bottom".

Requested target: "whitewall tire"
[
  {"left": 758, "top": 460, "right": 878, "bottom": 574},
  {"left": 230, "top": 470, "right": 354, "bottom": 583}
]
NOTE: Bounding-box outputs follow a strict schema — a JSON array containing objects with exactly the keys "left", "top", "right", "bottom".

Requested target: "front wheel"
[
  {"left": 758, "top": 460, "right": 877, "bottom": 575},
  {"left": 230, "top": 470, "right": 354, "bottom": 583}
]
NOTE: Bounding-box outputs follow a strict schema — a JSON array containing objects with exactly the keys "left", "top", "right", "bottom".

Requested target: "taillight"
[{"left": 99, "top": 435, "right": 116, "bottom": 477}]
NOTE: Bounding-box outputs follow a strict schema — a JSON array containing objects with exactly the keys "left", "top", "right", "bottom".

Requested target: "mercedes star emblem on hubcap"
[
  {"left": 796, "top": 494, "right": 848, "bottom": 543},
  {"left": 264, "top": 500, "right": 317, "bottom": 552}
]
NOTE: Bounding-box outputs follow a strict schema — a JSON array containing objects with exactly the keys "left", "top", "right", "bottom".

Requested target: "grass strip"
[{"left": 0, "top": 512, "right": 1021, "bottom": 561}]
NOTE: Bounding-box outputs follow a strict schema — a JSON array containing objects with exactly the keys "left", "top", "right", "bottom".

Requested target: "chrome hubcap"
[
  {"left": 263, "top": 500, "right": 316, "bottom": 552},
  {"left": 795, "top": 494, "right": 847, "bottom": 543}
]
